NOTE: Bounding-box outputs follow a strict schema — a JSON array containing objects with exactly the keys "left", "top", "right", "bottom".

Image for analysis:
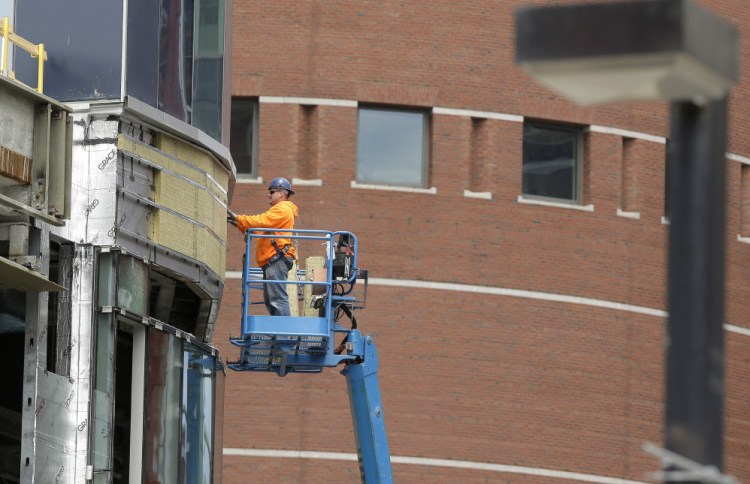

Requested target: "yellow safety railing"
[{"left": 0, "top": 16, "right": 47, "bottom": 93}]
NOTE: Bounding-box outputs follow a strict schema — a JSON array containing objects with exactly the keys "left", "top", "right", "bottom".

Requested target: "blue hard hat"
[{"left": 268, "top": 177, "right": 294, "bottom": 195}]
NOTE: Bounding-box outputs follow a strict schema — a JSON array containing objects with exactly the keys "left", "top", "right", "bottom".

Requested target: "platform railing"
[
  {"left": 0, "top": 16, "right": 48, "bottom": 93},
  {"left": 240, "top": 228, "right": 358, "bottom": 334}
]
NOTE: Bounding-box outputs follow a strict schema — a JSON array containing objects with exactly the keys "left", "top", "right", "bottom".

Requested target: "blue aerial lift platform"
[{"left": 228, "top": 229, "right": 393, "bottom": 483}]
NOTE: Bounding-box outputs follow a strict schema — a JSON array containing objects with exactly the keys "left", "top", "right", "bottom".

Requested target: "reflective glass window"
[
  {"left": 212, "top": 366, "right": 225, "bottom": 484},
  {"left": 92, "top": 314, "right": 115, "bottom": 471},
  {"left": 144, "top": 329, "right": 182, "bottom": 482},
  {"left": 126, "top": 0, "right": 159, "bottom": 106},
  {"left": 191, "top": 0, "right": 225, "bottom": 141},
  {"left": 183, "top": 344, "right": 215, "bottom": 484},
  {"left": 522, "top": 122, "right": 582, "bottom": 202},
  {"left": 158, "top": 0, "right": 193, "bottom": 123},
  {"left": 97, "top": 252, "right": 115, "bottom": 308},
  {"left": 146, "top": 0, "right": 226, "bottom": 141},
  {"left": 117, "top": 255, "right": 149, "bottom": 316},
  {"left": 356, "top": 107, "right": 429, "bottom": 187},
  {"left": 230, "top": 98, "right": 258, "bottom": 177}
]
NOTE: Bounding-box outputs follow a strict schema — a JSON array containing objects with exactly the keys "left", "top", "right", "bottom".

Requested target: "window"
[
  {"left": 192, "top": 0, "right": 225, "bottom": 141},
  {"left": 93, "top": 251, "right": 221, "bottom": 482},
  {"left": 183, "top": 344, "right": 215, "bottom": 484},
  {"left": 522, "top": 122, "right": 583, "bottom": 202},
  {"left": 230, "top": 98, "right": 258, "bottom": 177},
  {"left": 126, "top": 0, "right": 226, "bottom": 141},
  {"left": 144, "top": 329, "right": 182, "bottom": 483},
  {"left": 356, "top": 107, "right": 429, "bottom": 187}
]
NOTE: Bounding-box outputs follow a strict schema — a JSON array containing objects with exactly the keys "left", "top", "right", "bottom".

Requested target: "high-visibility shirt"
[{"left": 235, "top": 201, "right": 299, "bottom": 266}]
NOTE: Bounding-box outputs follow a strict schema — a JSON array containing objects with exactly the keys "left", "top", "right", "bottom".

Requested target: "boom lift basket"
[
  {"left": 227, "top": 228, "right": 393, "bottom": 483},
  {"left": 228, "top": 229, "right": 364, "bottom": 376}
]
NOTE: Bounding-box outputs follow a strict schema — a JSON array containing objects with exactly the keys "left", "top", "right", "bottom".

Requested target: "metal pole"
[{"left": 665, "top": 97, "right": 728, "bottom": 480}]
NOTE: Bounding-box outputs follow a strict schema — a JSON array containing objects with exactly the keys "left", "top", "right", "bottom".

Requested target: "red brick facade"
[{"left": 216, "top": 1, "right": 750, "bottom": 482}]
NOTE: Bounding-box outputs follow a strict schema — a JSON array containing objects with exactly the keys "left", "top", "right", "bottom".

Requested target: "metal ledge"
[
  {"left": 0, "top": 192, "right": 65, "bottom": 226},
  {"left": 0, "top": 256, "right": 65, "bottom": 292},
  {"left": 123, "top": 96, "right": 235, "bottom": 178},
  {"left": 0, "top": 74, "right": 69, "bottom": 111}
]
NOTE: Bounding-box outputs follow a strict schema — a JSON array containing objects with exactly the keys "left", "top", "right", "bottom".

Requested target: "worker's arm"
[{"left": 235, "top": 204, "right": 292, "bottom": 232}]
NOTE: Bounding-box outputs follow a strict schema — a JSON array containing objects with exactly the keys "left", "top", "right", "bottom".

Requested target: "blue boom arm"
[{"left": 343, "top": 331, "right": 393, "bottom": 483}]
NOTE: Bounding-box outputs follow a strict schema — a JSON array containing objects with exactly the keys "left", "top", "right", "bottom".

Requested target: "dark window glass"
[
  {"left": 191, "top": 0, "right": 225, "bottom": 141},
  {"left": 15, "top": 0, "right": 122, "bottom": 101},
  {"left": 230, "top": 98, "right": 257, "bottom": 176},
  {"left": 356, "top": 107, "right": 429, "bottom": 187},
  {"left": 126, "top": 0, "right": 159, "bottom": 106},
  {"left": 522, "top": 123, "right": 581, "bottom": 201},
  {"left": 158, "top": 0, "right": 193, "bottom": 123}
]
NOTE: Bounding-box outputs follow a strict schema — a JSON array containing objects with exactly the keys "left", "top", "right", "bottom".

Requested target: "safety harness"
[{"left": 263, "top": 238, "right": 294, "bottom": 271}]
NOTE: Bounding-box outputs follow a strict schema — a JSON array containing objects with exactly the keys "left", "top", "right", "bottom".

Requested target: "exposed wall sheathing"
[
  {"left": 0, "top": 84, "right": 35, "bottom": 158},
  {"left": 117, "top": 134, "right": 229, "bottom": 277}
]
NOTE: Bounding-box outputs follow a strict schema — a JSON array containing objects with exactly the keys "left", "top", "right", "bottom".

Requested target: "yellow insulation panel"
[
  {"left": 154, "top": 172, "right": 198, "bottom": 220},
  {"left": 208, "top": 173, "right": 229, "bottom": 204},
  {"left": 197, "top": 226, "right": 226, "bottom": 277},
  {"left": 213, "top": 196, "right": 228, "bottom": 238},
  {"left": 156, "top": 133, "right": 231, "bottom": 198},
  {"left": 152, "top": 211, "right": 197, "bottom": 259},
  {"left": 198, "top": 190, "right": 223, "bottom": 238},
  {"left": 118, "top": 136, "right": 228, "bottom": 205},
  {"left": 152, "top": 208, "right": 226, "bottom": 277},
  {"left": 117, "top": 135, "right": 229, "bottom": 278},
  {"left": 156, "top": 134, "right": 213, "bottom": 173}
]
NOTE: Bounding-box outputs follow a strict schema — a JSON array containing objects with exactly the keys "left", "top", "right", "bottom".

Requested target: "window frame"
[
  {"left": 355, "top": 105, "right": 431, "bottom": 189},
  {"left": 229, "top": 97, "right": 259, "bottom": 179},
  {"left": 521, "top": 120, "right": 584, "bottom": 204}
]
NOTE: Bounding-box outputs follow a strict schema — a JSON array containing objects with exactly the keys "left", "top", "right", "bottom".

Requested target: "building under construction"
[{"left": 0, "top": 0, "right": 232, "bottom": 482}]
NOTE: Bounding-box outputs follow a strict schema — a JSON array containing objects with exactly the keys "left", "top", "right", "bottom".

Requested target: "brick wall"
[{"left": 220, "top": 1, "right": 750, "bottom": 481}]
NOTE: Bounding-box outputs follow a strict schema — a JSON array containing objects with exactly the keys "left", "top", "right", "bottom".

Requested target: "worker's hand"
[{"left": 227, "top": 209, "right": 238, "bottom": 226}]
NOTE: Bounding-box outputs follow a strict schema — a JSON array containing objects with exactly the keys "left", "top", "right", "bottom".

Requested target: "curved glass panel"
[
  {"left": 144, "top": 329, "right": 182, "bottom": 482},
  {"left": 117, "top": 255, "right": 149, "bottom": 317},
  {"left": 183, "top": 343, "right": 215, "bottom": 484}
]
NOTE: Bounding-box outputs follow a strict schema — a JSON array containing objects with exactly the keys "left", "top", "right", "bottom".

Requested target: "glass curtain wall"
[
  {"left": 191, "top": 0, "right": 224, "bottom": 141},
  {"left": 92, "top": 252, "right": 116, "bottom": 481},
  {"left": 145, "top": 329, "right": 182, "bottom": 482},
  {"left": 183, "top": 344, "right": 215, "bottom": 484},
  {"left": 93, "top": 251, "right": 220, "bottom": 482},
  {"left": 155, "top": 0, "right": 224, "bottom": 140},
  {"left": 158, "top": 0, "right": 193, "bottom": 123}
]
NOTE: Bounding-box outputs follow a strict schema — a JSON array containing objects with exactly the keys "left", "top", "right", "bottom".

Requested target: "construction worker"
[{"left": 227, "top": 177, "right": 299, "bottom": 316}]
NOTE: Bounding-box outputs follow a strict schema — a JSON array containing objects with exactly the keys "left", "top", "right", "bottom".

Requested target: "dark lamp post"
[{"left": 516, "top": 1, "right": 738, "bottom": 482}]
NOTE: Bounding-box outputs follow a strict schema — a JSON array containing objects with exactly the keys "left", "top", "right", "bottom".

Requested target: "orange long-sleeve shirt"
[{"left": 235, "top": 201, "right": 299, "bottom": 266}]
